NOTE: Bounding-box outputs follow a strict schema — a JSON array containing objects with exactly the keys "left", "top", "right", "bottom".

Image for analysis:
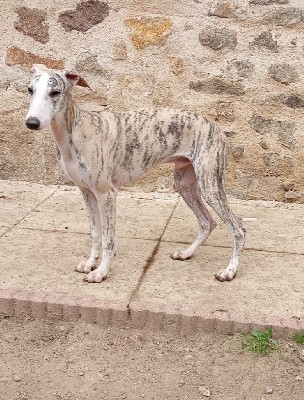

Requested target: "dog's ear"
[
  {"left": 64, "top": 71, "right": 92, "bottom": 90},
  {"left": 31, "top": 64, "right": 48, "bottom": 75}
]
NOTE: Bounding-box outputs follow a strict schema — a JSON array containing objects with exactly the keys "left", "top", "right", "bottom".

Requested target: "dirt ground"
[{"left": 0, "top": 317, "right": 303, "bottom": 400}]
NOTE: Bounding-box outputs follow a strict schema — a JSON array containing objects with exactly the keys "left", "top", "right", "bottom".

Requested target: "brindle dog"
[{"left": 26, "top": 64, "right": 245, "bottom": 283}]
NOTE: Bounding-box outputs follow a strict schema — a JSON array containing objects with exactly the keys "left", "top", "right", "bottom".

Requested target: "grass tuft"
[
  {"left": 293, "top": 333, "right": 304, "bottom": 345},
  {"left": 242, "top": 328, "right": 279, "bottom": 356}
]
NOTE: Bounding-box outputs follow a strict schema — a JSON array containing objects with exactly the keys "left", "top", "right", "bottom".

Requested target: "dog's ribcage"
[{"left": 66, "top": 108, "right": 226, "bottom": 188}]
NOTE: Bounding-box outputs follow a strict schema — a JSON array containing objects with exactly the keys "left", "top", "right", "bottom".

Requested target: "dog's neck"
[{"left": 50, "top": 92, "right": 79, "bottom": 160}]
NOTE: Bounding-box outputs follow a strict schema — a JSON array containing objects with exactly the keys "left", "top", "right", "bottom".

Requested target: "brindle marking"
[{"left": 25, "top": 64, "right": 245, "bottom": 283}]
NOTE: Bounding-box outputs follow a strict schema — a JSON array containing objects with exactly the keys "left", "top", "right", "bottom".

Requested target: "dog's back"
[{"left": 82, "top": 108, "right": 227, "bottom": 185}]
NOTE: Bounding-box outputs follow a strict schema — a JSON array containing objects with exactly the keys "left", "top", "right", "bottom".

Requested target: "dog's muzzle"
[{"left": 26, "top": 117, "right": 40, "bottom": 130}]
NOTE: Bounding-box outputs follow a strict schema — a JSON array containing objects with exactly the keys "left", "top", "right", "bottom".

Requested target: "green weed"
[
  {"left": 293, "top": 333, "right": 304, "bottom": 345},
  {"left": 242, "top": 328, "right": 279, "bottom": 356}
]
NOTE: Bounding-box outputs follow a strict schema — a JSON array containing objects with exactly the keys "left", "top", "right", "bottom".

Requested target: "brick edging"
[
  {"left": 129, "top": 300, "right": 304, "bottom": 337},
  {"left": 0, "top": 288, "right": 303, "bottom": 337},
  {"left": 0, "top": 288, "right": 129, "bottom": 327}
]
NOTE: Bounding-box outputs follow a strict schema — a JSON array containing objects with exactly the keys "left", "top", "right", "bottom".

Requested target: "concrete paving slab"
[
  {"left": 1, "top": 180, "right": 303, "bottom": 334},
  {"left": 0, "top": 180, "right": 56, "bottom": 202},
  {"left": 24, "top": 186, "right": 86, "bottom": 213},
  {"left": 116, "top": 193, "right": 178, "bottom": 239},
  {"left": 132, "top": 242, "right": 304, "bottom": 320},
  {"left": 0, "top": 180, "right": 55, "bottom": 227},
  {"left": 19, "top": 208, "right": 89, "bottom": 234},
  {"left": 20, "top": 188, "right": 178, "bottom": 239},
  {"left": 0, "top": 228, "right": 156, "bottom": 302},
  {"left": 163, "top": 199, "right": 304, "bottom": 254}
]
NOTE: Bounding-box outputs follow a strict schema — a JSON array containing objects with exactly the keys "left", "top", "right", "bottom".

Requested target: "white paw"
[
  {"left": 215, "top": 268, "right": 236, "bottom": 282},
  {"left": 75, "top": 259, "right": 97, "bottom": 274},
  {"left": 171, "top": 250, "right": 189, "bottom": 261},
  {"left": 84, "top": 269, "right": 107, "bottom": 283}
]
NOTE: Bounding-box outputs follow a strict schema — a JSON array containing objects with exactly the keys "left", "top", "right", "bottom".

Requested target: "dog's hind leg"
[
  {"left": 76, "top": 187, "right": 102, "bottom": 274},
  {"left": 171, "top": 164, "right": 217, "bottom": 261},
  {"left": 194, "top": 146, "right": 246, "bottom": 281}
]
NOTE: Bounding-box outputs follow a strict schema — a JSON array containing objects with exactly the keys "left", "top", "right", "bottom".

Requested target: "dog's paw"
[
  {"left": 171, "top": 250, "right": 189, "bottom": 261},
  {"left": 215, "top": 268, "right": 236, "bottom": 282},
  {"left": 75, "top": 259, "right": 97, "bottom": 274},
  {"left": 84, "top": 269, "right": 107, "bottom": 283}
]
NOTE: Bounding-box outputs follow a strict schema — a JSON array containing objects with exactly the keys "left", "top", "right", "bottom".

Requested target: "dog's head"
[{"left": 26, "top": 64, "right": 91, "bottom": 131}]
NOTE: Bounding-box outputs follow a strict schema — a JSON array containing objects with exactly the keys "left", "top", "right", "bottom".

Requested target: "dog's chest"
[{"left": 60, "top": 154, "right": 91, "bottom": 189}]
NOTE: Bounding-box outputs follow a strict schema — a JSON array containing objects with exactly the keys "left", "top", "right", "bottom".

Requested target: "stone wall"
[{"left": 1, "top": 0, "right": 304, "bottom": 202}]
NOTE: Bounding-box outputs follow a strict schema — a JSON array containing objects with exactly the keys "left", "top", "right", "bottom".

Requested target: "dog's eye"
[
  {"left": 50, "top": 90, "right": 61, "bottom": 97},
  {"left": 28, "top": 87, "right": 33, "bottom": 95}
]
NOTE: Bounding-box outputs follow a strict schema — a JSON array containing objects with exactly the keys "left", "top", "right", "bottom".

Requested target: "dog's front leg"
[
  {"left": 76, "top": 187, "right": 102, "bottom": 274},
  {"left": 85, "top": 187, "right": 117, "bottom": 283}
]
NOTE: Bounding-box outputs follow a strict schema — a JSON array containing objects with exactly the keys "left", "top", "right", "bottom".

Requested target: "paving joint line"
[
  {"left": 127, "top": 200, "right": 179, "bottom": 311},
  {"left": 11, "top": 227, "right": 304, "bottom": 256},
  {"left": 0, "top": 189, "right": 58, "bottom": 240},
  {"left": 161, "top": 240, "right": 304, "bottom": 256},
  {"left": 15, "top": 226, "right": 161, "bottom": 242}
]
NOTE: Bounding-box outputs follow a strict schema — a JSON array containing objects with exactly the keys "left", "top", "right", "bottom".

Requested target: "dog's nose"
[{"left": 26, "top": 117, "right": 40, "bottom": 130}]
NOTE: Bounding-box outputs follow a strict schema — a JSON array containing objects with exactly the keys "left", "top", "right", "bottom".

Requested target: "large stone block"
[
  {"left": 199, "top": 27, "right": 237, "bottom": 50},
  {"left": 264, "top": 7, "right": 304, "bottom": 27},
  {"left": 58, "top": 0, "right": 109, "bottom": 32},
  {"left": 231, "top": 145, "right": 245, "bottom": 159},
  {"left": 5, "top": 47, "right": 64, "bottom": 70},
  {"left": 75, "top": 52, "right": 107, "bottom": 76},
  {"left": 189, "top": 77, "right": 245, "bottom": 96},
  {"left": 227, "top": 60, "right": 255, "bottom": 78},
  {"left": 235, "top": 169, "right": 252, "bottom": 188},
  {"left": 113, "top": 41, "right": 128, "bottom": 61},
  {"left": 263, "top": 153, "right": 293, "bottom": 168},
  {"left": 125, "top": 17, "right": 173, "bottom": 49},
  {"left": 208, "top": 1, "right": 240, "bottom": 18},
  {"left": 251, "top": 31, "right": 278, "bottom": 52},
  {"left": 268, "top": 63, "right": 299, "bottom": 85},
  {"left": 14, "top": 7, "right": 49, "bottom": 44},
  {"left": 249, "top": 114, "right": 297, "bottom": 149},
  {"left": 269, "top": 93, "right": 304, "bottom": 109}
]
